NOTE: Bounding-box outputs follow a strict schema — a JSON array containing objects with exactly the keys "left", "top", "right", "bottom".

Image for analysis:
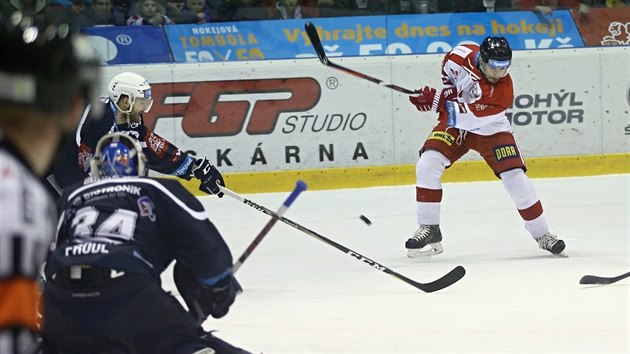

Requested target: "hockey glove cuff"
[
  {"left": 408, "top": 86, "right": 457, "bottom": 113},
  {"left": 204, "top": 276, "right": 242, "bottom": 319},
  {"left": 173, "top": 263, "right": 242, "bottom": 322},
  {"left": 191, "top": 156, "right": 225, "bottom": 197}
]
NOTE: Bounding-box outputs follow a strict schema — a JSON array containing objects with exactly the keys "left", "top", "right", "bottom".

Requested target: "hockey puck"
[{"left": 359, "top": 215, "right": 372, "bottom": 225}]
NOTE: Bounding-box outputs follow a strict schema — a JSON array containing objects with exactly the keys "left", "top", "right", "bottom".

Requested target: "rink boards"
[{"left": 101, "top": 46, "right": 630, "bottom": 193}]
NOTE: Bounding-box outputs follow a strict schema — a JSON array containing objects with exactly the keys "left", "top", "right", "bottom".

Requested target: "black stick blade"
[
  {"left": 580, "top": 271, "right": 630, "bottom": 285},
  {"left": 393, "top": 265, "right": 466, "bottom": 293},
  {"left": 304, "top": 22, "right": 328, "bottom": 65}
]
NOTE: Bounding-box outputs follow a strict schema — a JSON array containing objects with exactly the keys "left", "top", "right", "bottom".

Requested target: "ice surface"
[{"left": 162, "top": 174, "right": 629, "bottom": 353}]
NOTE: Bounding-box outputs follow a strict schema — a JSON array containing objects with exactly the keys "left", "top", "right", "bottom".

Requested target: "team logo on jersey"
[
  {"left": 78, "top": 143, "right": 93, "bottom": 172},
  {"left": 137, "top": 196, "right": 156, "bottom": 222},
  {"left": 427, "top": 131, "right": 454, "bottom": 146},
  {"left": 147, "top": 132, "right": 166, "bottom": 157},
  {"left": 494, "top": 144, "right": 520, "bottom": 162},
  {"left": 71, "top": 196, "right": 82, "bottom": 206}
]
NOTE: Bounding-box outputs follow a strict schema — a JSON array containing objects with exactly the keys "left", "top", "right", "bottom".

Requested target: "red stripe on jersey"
[
  {"left": 518, "top": 200, "right": 544, "bottom": 221},
  {"left": 416, "top": 187, "right": 443, "bottom": 203}
]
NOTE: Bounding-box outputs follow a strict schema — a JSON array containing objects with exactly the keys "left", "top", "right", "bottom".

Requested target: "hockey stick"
[
  {"left": 304, "top": 22, "right": 416, "bottom": 95},
  {"left": 579, "top": 271, "right": 630, "bottom": 285},
  {"left": 220, "top": 185, "right": 465, "bottom": 293},
  {"left": 231, "top": 180, "right": 308, "bottom": 273}
]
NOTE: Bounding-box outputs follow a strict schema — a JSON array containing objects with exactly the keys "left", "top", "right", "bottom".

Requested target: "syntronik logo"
[{"left": 144, "top": 78, "right": 321, "bottom": 137}]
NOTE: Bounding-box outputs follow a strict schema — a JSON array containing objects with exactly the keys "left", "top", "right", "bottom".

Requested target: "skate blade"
[{"left": 407, "top": 242, "right": 443, "bottom": 258}]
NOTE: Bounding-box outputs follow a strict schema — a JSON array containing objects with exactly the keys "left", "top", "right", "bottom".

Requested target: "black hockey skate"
[
  {"left": 536, "top": 232, "right": 566, "bottom": 255},
  {"left": 406, "top": 225, "right": 443, "bottom": 258}
]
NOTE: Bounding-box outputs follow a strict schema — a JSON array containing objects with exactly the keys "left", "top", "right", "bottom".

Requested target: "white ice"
[{"left": 162, "top": 174, "right": 630, "bottom": 353}]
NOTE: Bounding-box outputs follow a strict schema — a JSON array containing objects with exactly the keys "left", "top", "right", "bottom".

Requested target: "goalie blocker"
[{"left": 174, "top": 262, "right": 242, "bottom": 324}]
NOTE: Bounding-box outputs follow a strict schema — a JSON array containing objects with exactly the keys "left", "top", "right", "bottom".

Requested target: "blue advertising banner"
[
  {"left": 165, "top": 11, "right": 584, "bottom": 63},
  {"left": 84, "top": 26, "right": 172, "bottom": 65},
  {"left": 164, "top": 21, "right": 305, "bottom": 62},
  {"left": 383, "top": 11, "right": 584, "bottom": 54}
]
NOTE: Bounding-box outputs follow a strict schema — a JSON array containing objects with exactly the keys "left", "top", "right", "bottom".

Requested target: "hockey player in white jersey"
[
  {"left": 42, "top": 133, "right": 251, "bottom": 354},
  {"left": 0, "top": 13, "right": 100, "bottom": 354},
  {"left": 406, "top": 36, "right": 566, "bottom": 258}
]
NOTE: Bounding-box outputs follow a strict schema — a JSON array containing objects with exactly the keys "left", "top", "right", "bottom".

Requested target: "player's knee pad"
[
  {"left": 416, "top": 150, "right": 450, "bottom": 189},
  {"left": 499, "top": 168, "right": 538, "bottom": 209}
]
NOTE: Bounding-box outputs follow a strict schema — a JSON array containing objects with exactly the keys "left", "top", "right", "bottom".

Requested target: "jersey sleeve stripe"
[{"left": 67, "top": 178, "right": 209, "bottom": 220}]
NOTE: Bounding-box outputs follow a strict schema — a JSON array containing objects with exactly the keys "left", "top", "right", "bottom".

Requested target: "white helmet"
[{"left": 107, "top": 72, "right": 153, "bottom": 113}]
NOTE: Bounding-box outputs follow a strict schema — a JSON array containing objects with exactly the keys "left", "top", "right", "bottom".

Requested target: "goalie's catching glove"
[
  {"left": 189, "top": 156, "right": 225, "bottom": 197},
  {"left": 408, "top": 86, "right": 457, "bottom": 113}
]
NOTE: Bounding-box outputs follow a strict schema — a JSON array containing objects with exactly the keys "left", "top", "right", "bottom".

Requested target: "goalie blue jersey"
[{"left": 45, "top": 176, "right": 233, "bottom": 282}]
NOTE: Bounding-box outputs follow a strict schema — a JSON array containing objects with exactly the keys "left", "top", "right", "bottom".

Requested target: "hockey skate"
[
  {"left": 536, "top": 232, "right": 566, "bottom": 255},
  {"left": 406, "top": 225, "right": 443, "bottom": 258}
]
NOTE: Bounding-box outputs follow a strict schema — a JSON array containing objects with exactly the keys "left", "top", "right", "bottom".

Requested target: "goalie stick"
[
  {"left": 304, "top": 21, "right": 416, "bottom": 95},
  {"left": 579, "top": 271, "right": 630, "bottom": 285},
  {"left": 176, "top": 183, "right": 306, "bottom": 325},
  {"left": 231, "top": 180, "right": 308, "bottom": 273},
  {"left": 220, "top": 185, "right": 466, "bottom": 293}
]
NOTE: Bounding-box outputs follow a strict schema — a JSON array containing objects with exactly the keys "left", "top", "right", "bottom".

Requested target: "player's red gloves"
[{"left": 408, "top": 86, "right": 457, "bottom": 113}]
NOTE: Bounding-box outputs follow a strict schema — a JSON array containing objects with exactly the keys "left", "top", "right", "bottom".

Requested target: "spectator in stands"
[
  {"left": 271, "top": 0, "right": 308, "bottom": 18},
  {"left": 386, "top": 0, "right": 439, "bottom": 14},
  {"left": 76, "top": 0, "right": 126, "bottom": 26},
  {"left": 489, "top": 0, "right": 513, "bottom": 11},
  {"left": 345, "top": 0, "right": 387, "bottom": 15},
  {"left": 186, "top": 0, "right": 213, "bottom": 23},
  {"left": 112, "top": 0, "right": 132, "bottom": 18},
  {"left": 519, "top": 0, "right": 589, "bottom": 16},
  {"left": 312, "top": 0, "right": 354, "bottom": 17},
  {"left": 478, "top": 0, "right": 516, "bottom": 11},
  {"left": 606, "top": 0, "right": 626, "bottom": 6},
  {"left": 413, "top": 0, "right": 439, "bottom": 13},
  {"left": 126, "top": 0, "right": 173, "bottom": 25},
  {"left": 219, "top": 0, "right": 269, "bottom": 21},
  {"left": 438, "top": 0, "right": 485, "bottom": 13},
  {"left": 482, "top": 0, "right": 496, "bottom": 11},
  {"left": 165, "top": 0, "right": 197, "bottom": 23},
  {"left": 206, "top": 0, "right": 227, "bottom": 19},
  {"left": 299, "top": 0, "right": 358, "bottom": 17},
  {"left": 48, "top": 0, "right": 85, "bottom": 15}
]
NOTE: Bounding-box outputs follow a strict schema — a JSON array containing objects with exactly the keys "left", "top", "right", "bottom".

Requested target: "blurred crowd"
[{"left": 0, "top": 0, "right": 627, "bottom": 28}]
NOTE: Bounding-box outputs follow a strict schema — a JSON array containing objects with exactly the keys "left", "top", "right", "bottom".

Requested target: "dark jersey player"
[
  {"left": 42, "top": 132, "right": 250, "bottom": 354},
  {"left": 48, "top": 72, "right": 224, "bottom": 197}
]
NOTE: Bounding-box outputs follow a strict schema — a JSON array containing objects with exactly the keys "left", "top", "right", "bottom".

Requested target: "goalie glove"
[
  {"left": 189, "top": 156, "right": 225, "bottom": 197},
  {"left": 408, "top": 86, "right": 457, "bottom": 113},
  {"left": 173, "top": 262, "right": 242, "bottom": 323}
]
